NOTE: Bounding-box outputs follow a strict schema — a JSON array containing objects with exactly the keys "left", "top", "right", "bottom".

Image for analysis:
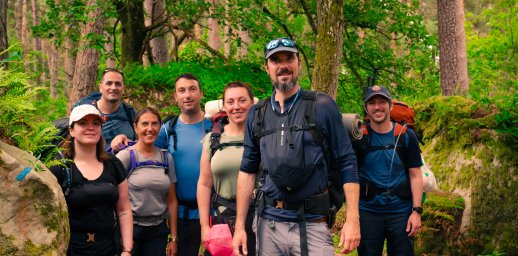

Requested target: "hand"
[
  {"left": 406, "top": 211, "right": 421, "bottom": 237},
  {"left": 111, "top": 134, "right": 130, "bottom": 152},
  {"left": 201, "top": 225, "right": 211, "bottom": 249},
  {"left": 231, "top": 227, "right": 248, "bottom": 256},
  {"left": 167, "top": 241, "right": 177, "bottom": 256},
  {"left": 339, "top": 217, "right": 361, "bottom": 254}
]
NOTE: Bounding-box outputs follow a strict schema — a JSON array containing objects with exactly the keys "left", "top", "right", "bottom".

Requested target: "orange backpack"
[{"left": 364, "top": 100, "right": 416, "bottom": 130}]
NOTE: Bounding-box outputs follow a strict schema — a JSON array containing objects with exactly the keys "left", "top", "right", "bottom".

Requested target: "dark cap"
[
  {"left": 364, "top": 85, "right": 392, "bottom": 102},
  {"left": 264, "top": 38, "right": 299, "bottom": 59}
]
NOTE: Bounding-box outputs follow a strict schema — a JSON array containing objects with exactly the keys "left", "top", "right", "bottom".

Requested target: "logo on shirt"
[{"left": 372, "top": 86, "right": 381, "bottom": 91}]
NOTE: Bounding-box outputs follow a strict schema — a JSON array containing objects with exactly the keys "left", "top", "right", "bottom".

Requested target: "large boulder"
[{"left": 0, "top": 141, "right": 69, "bottom": 255}]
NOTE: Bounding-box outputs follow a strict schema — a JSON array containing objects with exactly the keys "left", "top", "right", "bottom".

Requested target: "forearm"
[
  {"left": 409, "top": 167, "right": 423, "bottom": 207},
  {"left": 343, "top": 183, "right": 360, "bottom": 220},
  {"left": 167, "top": 196, "right": 178, "bottom": 237},
  {"left": 116, "top": 202, "right": 133, "bottom": 250},
  {"left": 235, "top": 172, "right": 256, "bottom": 230},
  {"left": 197, "top": 183, "right": 213, "bottom": 229}
]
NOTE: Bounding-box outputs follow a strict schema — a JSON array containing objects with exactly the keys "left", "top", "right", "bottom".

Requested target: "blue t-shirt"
[
  {"left": 155, "top": 117, "right": 212, "bottom": 219},
  {"left": 98, "top": 103, "right": 136, "bottom": 150},
  {"left": 240, "top": 89, "right": 359, "bottom": 222},
  {"left": 352, "top": 123, "right": 422, "bottom": 213}
]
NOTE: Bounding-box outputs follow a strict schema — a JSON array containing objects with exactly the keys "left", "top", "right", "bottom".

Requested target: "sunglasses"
[
  {"left": 103, "top": 68, "right": 123, "bottom": 74},
  {"left": 265, "top": 38, "right": 297, "bottom": 51}
]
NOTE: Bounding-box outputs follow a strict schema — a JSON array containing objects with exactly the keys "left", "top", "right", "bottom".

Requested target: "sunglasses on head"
[
  {"left": 102, "top": 68, "right": 123, "bottom": 74},
  {"left": 265, "top": 38, "right": 297, "bottom": 51}
]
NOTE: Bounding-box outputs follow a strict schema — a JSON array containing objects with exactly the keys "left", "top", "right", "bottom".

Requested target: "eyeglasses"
[
  {"left": 265, "top": 38, "right": 297, "bottom": 51},
  {"left": 103, "top": 68, "right": 123, "bottom": 74}
]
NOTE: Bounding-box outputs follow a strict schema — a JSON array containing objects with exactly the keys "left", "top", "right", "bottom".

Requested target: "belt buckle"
[
  {"left": 86, "top": 233, "right": 95, "bottom": 242},
  {"left": 275, "top": 200, "right": 285, "bottom": 210}
]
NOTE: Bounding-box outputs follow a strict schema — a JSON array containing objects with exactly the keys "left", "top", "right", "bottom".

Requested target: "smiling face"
[
  {"left": 99, "top": 71, "right": 125, "bottom": 103},
  {"left": 223, "top": 87, "right": 253, "bottom": 126},
  {"left": 134, "top": 112, "right": 160, "bottom": 145},
  {"left": 265, "top": 51, "right": 302, "bottom": 92},
  {"left": 174, "top": 78, "right": 203, "bottom": 115},
  {"left": 365, "top": 95, "right": 393, "bottom": 125},
  {"left": 69, "top": 115, "right": 102, "bottom": 146}
]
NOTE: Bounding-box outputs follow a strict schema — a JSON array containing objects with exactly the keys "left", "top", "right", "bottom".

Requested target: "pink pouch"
[{"left": 205, "top": 224, "right": 233, "bottom": 256}]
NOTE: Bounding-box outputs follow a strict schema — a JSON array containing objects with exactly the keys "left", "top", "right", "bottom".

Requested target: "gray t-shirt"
[{"left": 117, "top": 146, "right": 177, "bottom": 226}]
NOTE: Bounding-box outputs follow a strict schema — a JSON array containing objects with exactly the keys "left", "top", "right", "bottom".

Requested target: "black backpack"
[
  {"left": 253, "top": 90, "right": 345, "bottom": 213},
  {"left": 37, "top": 93, "right": 136, "bottom": 161}
]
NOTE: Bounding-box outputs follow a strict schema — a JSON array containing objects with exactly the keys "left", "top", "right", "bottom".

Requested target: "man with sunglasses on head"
[
  {"left": 232, "top": 38, "right": 361, "bottom": 256},
  {"left": 75, "top": 68, "right": 136, "bottom": 150}
]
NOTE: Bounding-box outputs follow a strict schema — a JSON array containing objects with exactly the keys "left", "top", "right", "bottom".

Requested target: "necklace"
[{"left": 136, "top": 143, "right": 157, "bottom": 161}]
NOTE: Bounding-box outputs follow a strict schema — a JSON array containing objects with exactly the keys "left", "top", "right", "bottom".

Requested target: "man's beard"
[
  {"left": 271, "top": 68, "right": 298, "bottom": 92},
  {"left": 371, "top": 111, "right": 390, "bottom": 124}
]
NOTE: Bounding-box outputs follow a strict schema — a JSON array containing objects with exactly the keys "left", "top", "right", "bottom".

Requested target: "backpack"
[
  {"left": 58, "top": 152, "right": 125, "bottom": 196},
  {"left": 162, "top": 115, "right": 179, "bottom": 150},
  {"left": 209, "top": 111, "right": 243, "bottom": 160},
  {"left": 253, "top": 90, "right": 345, "bottom": 213},
  {"left": 364, "top": 99, "right": 416, "bottom": 131},
  {"left": 38, "top": 92, "right": 136, "bottom": 161},
  {"left": 126, "top": 147, "right": 170, "bottom": 178}
]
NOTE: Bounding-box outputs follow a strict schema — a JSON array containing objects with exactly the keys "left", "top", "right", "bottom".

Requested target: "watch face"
[{"left": 413, "top": 207, "right": 423, "bottom": 214}]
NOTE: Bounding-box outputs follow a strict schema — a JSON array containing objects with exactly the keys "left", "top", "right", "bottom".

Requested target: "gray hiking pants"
[{"left": 253, "top": 216, "right": 335, "bottom": 256}]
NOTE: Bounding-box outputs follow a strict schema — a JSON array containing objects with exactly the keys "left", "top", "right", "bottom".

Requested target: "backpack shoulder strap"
[
  {"left": 253, "top": 98, "right": 270, "bottom": 147},
  {"left": 394, "top": 123, "right": 408, "bottom": 171},
  {"left": 122, "top": 103, "right": 136, "bottom": 140},
  {"left": 160, "top": 149, "right": 169, "bottom": 175},
  {"left": 166, "top": 115, "right": 180, "bottom": 150},
  {"left": 356, "top": 124, "right": 370, "bottom": 169}
]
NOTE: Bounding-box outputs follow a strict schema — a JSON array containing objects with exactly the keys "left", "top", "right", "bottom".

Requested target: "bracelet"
[
  {"left": 168, "top": 236, "right": 178, "bottom": 243},
  {"left": 122, "top": 247, "right": 133, "bottom": 254}
]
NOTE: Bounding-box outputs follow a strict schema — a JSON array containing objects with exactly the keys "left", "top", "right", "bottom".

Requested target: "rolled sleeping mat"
[{"left": 341, "top": 113, "right": 363, "bottom": 141}]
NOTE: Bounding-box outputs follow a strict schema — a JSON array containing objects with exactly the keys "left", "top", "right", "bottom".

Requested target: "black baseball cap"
[
  {"left": 364, "top": 85, "right": 392, "bottom": 103},
  {"left": 264, "top": 38, "right": 299, "bottom": 59}
]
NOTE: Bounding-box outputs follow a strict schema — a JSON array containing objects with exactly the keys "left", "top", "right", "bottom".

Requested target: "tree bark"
[
  {"left": 437, "top": 0, "right": 458, "bottom": 96},
  {"left": 456, "top": 0, "right": 469, "bottom": 93},
  {"left": 16, "top": 0, "right": 22, "bottom": 41},
  {"left": 31, "top": 0, "right": 41, "bottom": 86},
  {"left": 67, "top": 0, "right": 108, "bottom": 114},
  {"left": 208, "top": 0, "right": 220, "bottom": 51},
  {"left": 116, "top": 0, "right": 146, "bottom": 67},
  {"left": 147, "top": 0, "right": 169, "bottom": 65},
  {"left": 21, "top": 0, "right": 27, "bottom": 46},
  {"left": 195, "top": 24, "right": 203, "bottom": 54},
  {"left": 311, "top": 0, "right": 345, "bottom": 100},
  {"left": 105, "top": 32, "right": 116, "bottom": 68},
  {"left": 0, "top": 0, "right": 8, "bottom": 70},
  {"left": 50, "top": 41, "right": 58, "bottom": 99},
  {"left": 65, "top": 0, "right": 79, "bottom": 95}
]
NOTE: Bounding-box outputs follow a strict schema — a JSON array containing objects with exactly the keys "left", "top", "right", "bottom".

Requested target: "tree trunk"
[
  {"left": 437, "top": 0, "right": 458, "bottom": 96},
  {"left": 16, "top": 0, "right": 22, "bottom": 41},
  {"left": 105, "top": 32, "right": 116, "bottom": 68},
  {"left": 65, "top": 0, "right": 79, "bottom": 96},
  {"left": 42, "top": 39, "right": 48, "bottom": 87},
  {"left": 22, "top": 0, "right": 29, "bottom": 72},
  {"left": 456, "top": 0, "right": 469, "bottom": 93},
  {"left": 148, "top": 0, "right": 168, "bottom": 65},
  {"left": 224, "top": 0, "right": 230, "bottom": 57},
  {"left": 67, "top": 0, "right": 108, "bottom": 114},
  {"left": 116, "top": 0, "right": 145, "bottom": 68},
  {"left": 195, "top": 24, "right": 203, "bottom": 54},
  {"left": 0, "top": 0, "right": 8, "bottom": 70},
  {"left": 31, "top": 0, "right": 41, "bottom": 86},
  {"left": 50, "top": 41, "right": 58, "bottom": 99},
  {"left": 311, "top": 0, "right": 345, "bottom": 100},
  {"left": 208, "top": 0, "right": 220, "bottom": 51}
]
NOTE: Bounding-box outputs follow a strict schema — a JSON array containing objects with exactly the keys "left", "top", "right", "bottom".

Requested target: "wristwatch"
[
  {"left": 122, "top": 248, "right": 134, "bottom": 254},
  {"left": 168, "top": 236, "right": 178, "bottom": 243},
  {"left": 412, "top": 207, "right": 423, "bottom": 214}
]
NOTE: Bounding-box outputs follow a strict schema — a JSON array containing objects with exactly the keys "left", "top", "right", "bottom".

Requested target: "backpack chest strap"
[{"left": 254, "top": 124, "right": 315, "bottom": 148}]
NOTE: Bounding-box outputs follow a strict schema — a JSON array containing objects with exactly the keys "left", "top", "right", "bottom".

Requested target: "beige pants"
[{"left": 253, "top": 216, "right": 335, "bottom": 256}]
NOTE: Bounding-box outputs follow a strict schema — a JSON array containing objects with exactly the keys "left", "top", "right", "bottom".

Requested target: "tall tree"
[
  {"left": 147, "top": 0, "right": 169, "bottom": 65},
  {"left": 31, "top": 0, "right": 42, "bottom": 87},
  {"left": 437, "top": 0, "right": 459, "bottom": 96},
  {"left": 65, "top": 0, "right": 79, "bottom": 94},
  {"left": 0, "top": 0, "right": 8, "bottom": 69},
  {"left": 456, "top": 0, "right": 469, "bottom": 93},
  {"left": 105, "top": 32, "right": 116, "bottom": 68},
  {"left": 16, "top": 0, "right": 22, "bottom": 41},
  {"left": 311, "top": 0, "right": 345, "bottom": 99},
  {"left": 50, "top": 40, "right": 58, "bottom": 99},
  {"left": 208, "top": 0, "right": 221, "bottom": 51},
  {"left": 67, "top": 0, "right": 108, "bottom": 114}
]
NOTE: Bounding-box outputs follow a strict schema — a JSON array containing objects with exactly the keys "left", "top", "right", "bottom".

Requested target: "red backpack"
[{"left": 364, "top": 99, "right": 415, "bottom": 130}]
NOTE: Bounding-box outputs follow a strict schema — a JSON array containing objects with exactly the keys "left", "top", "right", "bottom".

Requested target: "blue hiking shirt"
[
  {"left": 352, "top": 123, "right": 422, "bottom": 213},
  {"left": 98, "top": 103, "right": 136, "bottom": 150},
  {"left": 240, "top": 89, "right": 359, "bottom": 222},
  {"left": 155, "top": 117, "right": 212, "bottom": 219}
]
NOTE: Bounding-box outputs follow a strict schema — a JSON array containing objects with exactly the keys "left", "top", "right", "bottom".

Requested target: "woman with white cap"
[{"left": 49, "top": 105, "right": 134, "bottom": 256}]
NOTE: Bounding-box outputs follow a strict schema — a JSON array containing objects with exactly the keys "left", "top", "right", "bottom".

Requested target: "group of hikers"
[{"left": 49, "top": 37, "right": 424, "bottom": 256}]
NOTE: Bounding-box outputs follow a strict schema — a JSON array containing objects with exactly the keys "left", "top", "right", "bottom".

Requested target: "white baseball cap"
[{"left": 69, "top": 105, "right": 106, "bottom": 127}]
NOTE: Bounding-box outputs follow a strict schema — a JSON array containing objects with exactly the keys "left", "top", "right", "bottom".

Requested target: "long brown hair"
[{"left": 59, "top": 122, "right": 109, "bottom": 162}]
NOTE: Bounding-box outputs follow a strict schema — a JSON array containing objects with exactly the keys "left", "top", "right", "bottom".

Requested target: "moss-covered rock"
[
  {"left": 0, "top": 141, "right": 69, "bottom": 255},
  {"left": 415, "top": 96, "right": 518, "bottom": 255}
]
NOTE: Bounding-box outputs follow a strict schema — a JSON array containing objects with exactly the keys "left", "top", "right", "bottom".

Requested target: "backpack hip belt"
[
  {"left": 359, "top": 177, "right": 412, "bottom": 201},
  {"left": 257, "top": 190, "right": 330, "bottom": 216},
  {"left": 133, "top": 212, "right": 171, "bottom": 224}
]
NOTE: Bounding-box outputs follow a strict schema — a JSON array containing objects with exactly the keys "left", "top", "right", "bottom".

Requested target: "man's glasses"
[
  {"left": 103, "top": 68, "right": 123, "bottom": 74},
  {"left": 265, "top": 38, "right": 297, "bottom": 50}
]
